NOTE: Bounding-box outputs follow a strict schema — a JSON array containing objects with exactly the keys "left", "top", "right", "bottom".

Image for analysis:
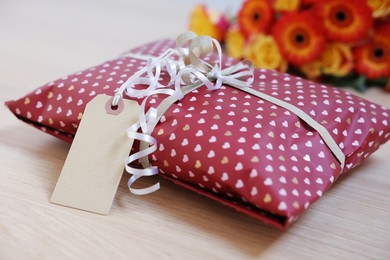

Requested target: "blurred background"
[
  {"left": 0, "top": 0, "right": 235, "bottom": 93},
  {"left": 1, "top": 0, "right": 389, "bottom": 95}
]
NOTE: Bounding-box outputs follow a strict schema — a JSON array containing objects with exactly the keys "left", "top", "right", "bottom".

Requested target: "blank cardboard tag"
[{"left": 50, "top": 95, "right": 139, "bottom": 214}]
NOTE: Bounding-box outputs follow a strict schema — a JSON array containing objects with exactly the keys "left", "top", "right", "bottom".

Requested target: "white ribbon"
[
  {"left": 118, "top": 32, "right": 346, "bottom": 195},
  {"left": 117, "top": 32, "right": 255, "bottom": 195}
]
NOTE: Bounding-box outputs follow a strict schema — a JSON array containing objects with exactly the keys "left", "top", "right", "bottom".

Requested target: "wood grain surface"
[{"left": 1, "top": 1, "right": 389, "bottom": 259}]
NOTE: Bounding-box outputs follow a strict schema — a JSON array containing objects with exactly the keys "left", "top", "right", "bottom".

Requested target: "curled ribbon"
[
  {"left": 118, "top": 32, "right": 345, "bottom": 195},
  {"left": 117, "top": 32, "right": 255, "bottom": 195}
]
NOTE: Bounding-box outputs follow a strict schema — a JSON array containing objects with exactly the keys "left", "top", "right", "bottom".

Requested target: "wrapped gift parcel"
[{"left": 6, "top": 32, "right": 390, "bottom": 229}]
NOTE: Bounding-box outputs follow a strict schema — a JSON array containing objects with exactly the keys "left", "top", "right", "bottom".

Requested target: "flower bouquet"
[{"left": 189, "top": 0, "right": 390, "bottom": 92}]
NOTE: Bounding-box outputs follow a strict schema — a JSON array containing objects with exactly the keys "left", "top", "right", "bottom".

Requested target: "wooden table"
[{"left": 1, "top": 1, "right": 389, "bottom": 259}]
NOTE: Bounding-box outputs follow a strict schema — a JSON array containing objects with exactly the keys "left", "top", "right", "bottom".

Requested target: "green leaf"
[{"left": 351, "top": 75, "right": 367, "bottom": 92}]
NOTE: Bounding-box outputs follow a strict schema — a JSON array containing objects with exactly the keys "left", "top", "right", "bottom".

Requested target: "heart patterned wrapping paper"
[{"left": 6, "top": 35, "right": 390, "bottom": 229}]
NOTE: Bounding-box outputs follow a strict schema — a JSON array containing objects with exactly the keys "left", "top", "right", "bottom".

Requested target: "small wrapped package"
[{"left": 6, "top": 33, "right": 390, "bottom": 228}]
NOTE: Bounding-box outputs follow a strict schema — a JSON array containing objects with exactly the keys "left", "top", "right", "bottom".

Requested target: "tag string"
[{"left": 118, "top": 32, "right": 346, "bottom": 195}]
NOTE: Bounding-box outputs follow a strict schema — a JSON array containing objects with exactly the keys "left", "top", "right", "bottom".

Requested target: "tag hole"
[{"left": 106, "top": 97, "right": 124, "bottom": 115}]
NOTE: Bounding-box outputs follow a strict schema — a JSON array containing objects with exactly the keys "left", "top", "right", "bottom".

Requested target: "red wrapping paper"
[{"left": 6, "top": 38, "right": 390, "bottom": 228}]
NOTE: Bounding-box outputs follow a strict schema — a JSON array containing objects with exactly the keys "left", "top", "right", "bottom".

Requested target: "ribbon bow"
[{"left": 174, "top": 32, "right": 254, "bottom": 99}]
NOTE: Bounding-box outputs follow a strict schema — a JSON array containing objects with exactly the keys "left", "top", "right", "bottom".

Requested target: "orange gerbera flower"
[
  {"left": 314, "top": 0, "right": 373, "bottom": 43},
  {"left": 238, "top": 0, "right": 274, "bottom": 38},
  {"left": 189, "top": 4, "right": 229, "bottom": 42},
  {"left": 354, "top": 24, "right": 390, "bottom": 79},
  {"left": 272, "top": 11, "right": 326, "bottom": 66}
]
